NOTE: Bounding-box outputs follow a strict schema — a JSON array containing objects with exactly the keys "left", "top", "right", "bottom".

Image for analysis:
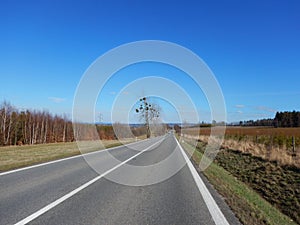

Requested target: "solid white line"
[
  {"left": 14, "top": 137, "right": 165, "bottom": 225},
  {"left": 0, "top": 138, "right": 148, "bottom": 176},
  {"left": 174, "top": 136, "right": 230, "bottom": 225}
]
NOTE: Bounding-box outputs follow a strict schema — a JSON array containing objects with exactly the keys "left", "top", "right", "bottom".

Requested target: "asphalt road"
[{"left": 0, "top": 134, "right": 241, "bottom": 225}]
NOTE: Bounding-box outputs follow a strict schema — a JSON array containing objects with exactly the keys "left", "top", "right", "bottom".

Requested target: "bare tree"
[
  {"left": 0, "top": 100, "right": 144, "bottom": 146},
  {"left": 135, "top": 97, "right": 160, "bottom": 138},
  {"left": 0, "top": 101, "right": 15, "bottom": 145}
]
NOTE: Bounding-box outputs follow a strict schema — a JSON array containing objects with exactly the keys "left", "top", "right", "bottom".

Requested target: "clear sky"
[{"left": 1, "top": 0, "right": 299, "bottom": 123}]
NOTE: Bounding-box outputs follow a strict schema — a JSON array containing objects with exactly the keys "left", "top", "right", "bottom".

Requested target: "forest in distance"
[
  {"left": 0, "top": 100, "right": 299, "bottom": 147},
  {"left": 0, "top": 101, "right": 149, "bottom": 146},
  {"left": 237, "top": 111, "right": 300, "bottom": 127}
]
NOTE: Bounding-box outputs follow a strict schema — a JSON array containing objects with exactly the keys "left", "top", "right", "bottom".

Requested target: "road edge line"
[
  {"left": 0, "top": 138, "right": 148, "bottom": 176},
  {"left": 174, "top": 136, "right": 230, "bottom": 225},
  {"left": 14, "top": 137, "right": 166, "bottom": 225}
]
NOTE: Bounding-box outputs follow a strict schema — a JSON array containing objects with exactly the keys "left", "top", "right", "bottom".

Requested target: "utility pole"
[{"left": 98, "top": 113, "right": 103, "bottom": 124}]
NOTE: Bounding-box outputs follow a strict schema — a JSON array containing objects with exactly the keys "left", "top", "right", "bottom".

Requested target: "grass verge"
[
  {"left": 180, "top": 139, "right": 296, "bottom": 225},
  {"left": 0, "top": 139, "right": 136, "bottom": 172}
]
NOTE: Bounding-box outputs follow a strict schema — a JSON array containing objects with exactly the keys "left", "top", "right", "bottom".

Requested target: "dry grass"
[
  {"left": 0, "top": 138, "right": 137, "bottom": 172},
  {"left": 182, "top": 127, "right": 300, "bottom": 168},
  {"left": 180, "top": 139, "right": 297, "bottom": 225},
  {"left": 222, "top": 138, "right": 299, "bottom": 167}
]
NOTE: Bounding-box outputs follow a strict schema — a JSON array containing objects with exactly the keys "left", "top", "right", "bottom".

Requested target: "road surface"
[{"left": 0, "top": 134, "right": 240, "bottom": 225}]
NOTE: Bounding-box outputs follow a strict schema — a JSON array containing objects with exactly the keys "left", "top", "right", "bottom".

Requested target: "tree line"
[
  {"left": 274, "top": 111, "right": 300, "bottom": 127},
  {"left": 0, "top": 101, "right": 148, "bottom": 146},
  {"left": 0, "top": 101, "right": 74, "bottom": 146},
  {"left": 239, "top": 111, "right": 300, "bottom": 127}
]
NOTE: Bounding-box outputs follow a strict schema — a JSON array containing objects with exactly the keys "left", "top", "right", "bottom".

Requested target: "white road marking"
[
  {"left": 0, "top": 138, "right": 148, "bottom": 176},
  {"left": 174, "top": 136, "right": 230, "bottom": 225},
  {"left": 14, "top": 137, "right": 165, "bottom": 225}
]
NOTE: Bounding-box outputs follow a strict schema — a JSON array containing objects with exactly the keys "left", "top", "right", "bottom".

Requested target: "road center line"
[
  {"left": 14, "top": 137, "right": 165, "bottom": 225},
  {"left": 174, "top": 136, "right": 230, "bottom": 225}
]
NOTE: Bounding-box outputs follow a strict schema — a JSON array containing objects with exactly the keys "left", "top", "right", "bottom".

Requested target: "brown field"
[
  {"left": 182, "top": 126, "right": 300, "bottom": 167},
  {"left": 181, "top": 132, "right": 300, "bottom": 224},
  {"left": 184, "top": 126, "right": 300, "bottom": 137}
]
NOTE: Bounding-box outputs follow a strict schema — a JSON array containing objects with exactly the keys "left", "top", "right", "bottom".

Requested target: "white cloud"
[
  {"left": 255, "top": 106, "right": 276, "bottom": 112},
  {"left": 251, "top": 113, "right": 269, "bottom": 117},
  {"left": 235, "top": 104, "right": 245, "bottom": 108},
  {"left": 48, "top": 97, "right": 66, "bottom": 103},
  {"left": 237, "top": 110, "right": 243, "bottom": 114},
  {"left": 228, "top": 91, "right": 300, "bottom": 97}
]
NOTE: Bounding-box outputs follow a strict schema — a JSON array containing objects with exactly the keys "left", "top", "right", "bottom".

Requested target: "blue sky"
[{"left": 1, "top": 0, "right": 299, "bottom": 123}]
